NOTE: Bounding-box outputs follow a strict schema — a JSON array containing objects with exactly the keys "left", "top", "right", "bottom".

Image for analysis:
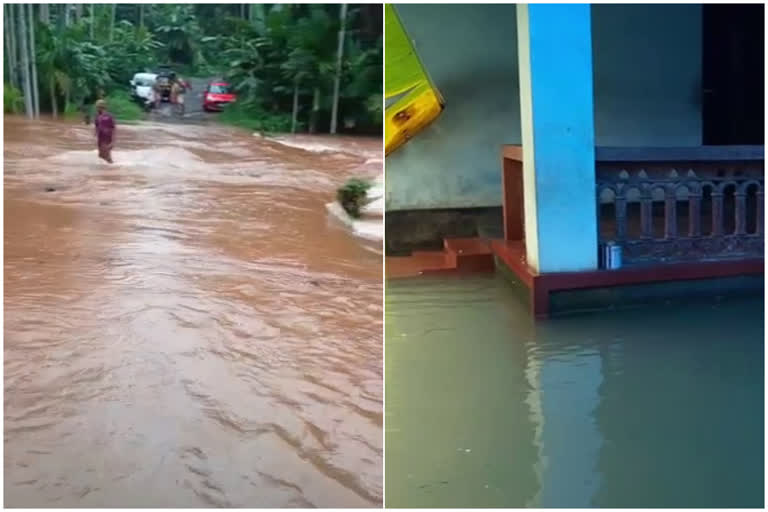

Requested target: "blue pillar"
[{"left": 517, "top": 4, "right": 598, "bottom": 273}]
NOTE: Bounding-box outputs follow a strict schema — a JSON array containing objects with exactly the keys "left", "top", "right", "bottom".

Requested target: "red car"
[{"left": 203, "top": 82, "right": 236, "bottom": 112}]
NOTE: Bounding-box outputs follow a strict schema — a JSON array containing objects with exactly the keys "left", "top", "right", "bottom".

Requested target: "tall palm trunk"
[
  {"left": 90, "top": 4, "right": 95, "bottom": 39},
  {"left": 139, "top": 4, "right": 143, "bottom": 28},
  {"left": 40, "top": 3, "right": 49, "bottom": 24},
  {"left": 63, "top": 4, "right": 70, "bottom": 27},
  {"left": 28, "top": 4, "right": 40, "bottom": 118},
  {"left": 109, "top": 3, "right": 116, "bottom": 42},
  {"left": 251, "top": 4, "right": 265, "bottom": 30},
  {"left": 291, "top": 78, "right": 300, "bottom": 134},
  {"left": 50, "top": 77, "right": 58, "bottom": 119},
  {"left": 5, "top": 5, "right": 19, "bottom": 88},
  {"left": 17, "top": 4, "right": 34, "bottom": 119},
  {"left": 75, "top": 3, "right": 82, "bottom": 22},
  {"left": 330, "top": 3, "right": 348, "bottom": 135},
  {"left": 310, "top": 87, "right": 320, "bottom": 134}
]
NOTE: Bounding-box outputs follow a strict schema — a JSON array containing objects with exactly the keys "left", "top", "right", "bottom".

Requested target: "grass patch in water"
[{"left": 337, "top": 178, "right": 372, "bottom": 218}]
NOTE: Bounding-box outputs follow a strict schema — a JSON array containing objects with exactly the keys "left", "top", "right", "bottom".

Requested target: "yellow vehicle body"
[{"left": 385, "top": 5, "right": 444, "bottom": 156}]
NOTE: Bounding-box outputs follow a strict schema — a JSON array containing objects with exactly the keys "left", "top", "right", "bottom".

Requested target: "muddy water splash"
[{"left": 4, "top": 117, "right": 382, "bottom": 507}]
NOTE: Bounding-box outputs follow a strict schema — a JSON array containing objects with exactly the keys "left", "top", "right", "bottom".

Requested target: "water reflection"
[{"left": 385, "top": 275, "right": 763, "bottom": 508}]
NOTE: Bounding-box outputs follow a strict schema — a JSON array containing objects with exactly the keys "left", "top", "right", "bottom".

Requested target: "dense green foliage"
[
  {"left": 5, "top": 4, "right": 382, "bottom": 134},
  {"left": 4, "top": 84, "right": 24, "bottom": 113}
]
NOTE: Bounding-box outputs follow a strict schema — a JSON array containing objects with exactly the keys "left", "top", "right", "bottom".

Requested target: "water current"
[{"left": 4, "top": 117, "right": 383, "bottom": 507}]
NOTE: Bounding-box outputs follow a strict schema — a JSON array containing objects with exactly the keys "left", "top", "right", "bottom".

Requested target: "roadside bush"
[
  {"left": 4, "top": 84, "right": 24, "bottom": 114},
  {"left": 102, "top": 90, "right": 143, "bottom": 122},
  {"left": 218, "top": 103, "right": 294, "bottom": 134},
  {"left": 337, "top": 178, "right": 372, "bottom": 218},
  {"left": 63, "top": 102, "right": 83, "bottom": 121}
]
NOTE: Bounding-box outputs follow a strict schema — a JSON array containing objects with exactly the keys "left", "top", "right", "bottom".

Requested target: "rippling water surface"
[
  {"left": 4, "top": 117, "right": 382, "bottom": 507},
  {"left": 386, "top": 275, "right": 763, "bottom": 508}
]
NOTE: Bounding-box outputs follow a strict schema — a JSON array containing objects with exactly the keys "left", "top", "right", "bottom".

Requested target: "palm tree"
[
  {"left": 282, "top": 5, "right": 337, "bottom": 133},
  {"left": 28, "top": 4, "right": 40, "bottom": 118},
  {"left": 36, "top": 24, "right": 74, "bottom": 118},
  {"left": 5, "top": 4, "right": 19, "bottom": 88},
  {"left": 330, "top": 4, "right": 348, "bottom": 134},
  {"left": 153, "top": 5, "right": 204, "bottom": 66},
  {"left": 17, "top": 4, "right": 34, "bottom": 118},
  {"left": 109, "top": 3, "right": 116, "bottom": 42}
]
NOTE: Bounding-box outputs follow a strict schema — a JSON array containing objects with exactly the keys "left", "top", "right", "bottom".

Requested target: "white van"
[{"left": 130, "top": 72, "right": 157, "bottom": 105}]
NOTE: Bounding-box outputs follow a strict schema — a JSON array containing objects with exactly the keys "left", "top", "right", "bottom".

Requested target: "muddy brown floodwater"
[{"left": 4, "top": 117, "right": 383, "bottom": 507}]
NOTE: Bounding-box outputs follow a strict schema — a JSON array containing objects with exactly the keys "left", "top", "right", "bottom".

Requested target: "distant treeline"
[{"left": 4, "top": 4, "right": 382, "bottom": 134}]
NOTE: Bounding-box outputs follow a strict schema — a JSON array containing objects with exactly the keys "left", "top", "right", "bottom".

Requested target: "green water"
[{"left": 385, "top": 275, "right": 764, "bottom": 508}]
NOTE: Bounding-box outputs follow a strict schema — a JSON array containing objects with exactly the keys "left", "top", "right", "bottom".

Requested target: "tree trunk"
[
  {"left": 291, "top": 79, "right": 299, "bottom": 134},
  {"left": 50, "top": 77, "right": 58, "bottom": 119},
  {"left": 18, "top": 4, "right": 34, "bottom": 119},
  {"left": 310, "top": 87, "right": 320, "bottom": 134},
  {"left": 109, "top": 3, "right": 115, "bottom": 41},
  {"left": 139, "top": 4, "right": 143, "bottom": 28},
  {"left": 5, "top": 5, "right": 18, "bottom": 88},
  {"left": 63, "top": 4, "right": 70, "bottom": 27},
  {"left": 90, "top": 4, "right": 94, "bottom": 39},
  {"left": 40, "top": 3, "right": 49, "bottom": 24},
  {"left": 10, "top": 4, "right": 20, "bottom": 88},
  {"left": 251, "top": 4, "right": 265, "bottom": 31},
  {"left": 241, "top": 4, "right": 246, "bottom": 19},
  {"left": 329, "top": 3, "right": 348, "bottom": 134},
  {"left": 28, "top": 4, "right": 40, "bottom": 118},
  {"left": 75, "top": 4, "right": 82, "bottom": 22}
]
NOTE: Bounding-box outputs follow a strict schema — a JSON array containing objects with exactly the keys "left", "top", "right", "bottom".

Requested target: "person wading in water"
[
  {"left": 94, "top": 99, "right": 115, "bottom": 164},
  {"left": 171, "top": 78, "right": 189, "bottom": 117}
]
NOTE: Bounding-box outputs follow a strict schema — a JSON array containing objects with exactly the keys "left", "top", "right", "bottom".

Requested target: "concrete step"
[{"left": 386, "top": 238, "right": 496, "bottom": 278}]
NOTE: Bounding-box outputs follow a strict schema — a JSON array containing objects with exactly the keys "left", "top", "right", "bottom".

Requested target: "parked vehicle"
[
  {"left": 129, "top": 72, "right": 157, "bottom": 110},
  {"left": 154, "top": 67, "right": 176, "bottom": 103},
  {"left": 203, "top": 82, "right": 236, "bottom": 112}
]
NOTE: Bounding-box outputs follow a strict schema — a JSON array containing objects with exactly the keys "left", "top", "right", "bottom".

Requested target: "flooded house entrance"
[{"left": 384, "top": 4, "right": 764, "bottom": 508}]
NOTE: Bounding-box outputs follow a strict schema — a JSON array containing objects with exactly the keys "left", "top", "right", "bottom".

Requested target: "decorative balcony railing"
[{"left": 595, "top": 147, "right": 764, "bottom": 266}]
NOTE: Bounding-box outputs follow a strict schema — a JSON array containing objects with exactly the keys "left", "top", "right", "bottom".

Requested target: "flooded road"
[
  {"left": 386, "top": 275, "right": 763, "bottom": 508},
  {"left": 4, "top": 117, "right": 382, "bottom": 507}
]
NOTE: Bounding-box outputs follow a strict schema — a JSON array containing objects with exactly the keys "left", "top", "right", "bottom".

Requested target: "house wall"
[{"left": 386, "top": 4, "right": 703, "bottom": 212}]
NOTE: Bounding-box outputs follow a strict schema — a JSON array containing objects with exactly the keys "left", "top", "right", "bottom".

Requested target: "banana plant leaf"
[{"left": 384, "top": 4, "right": 444, "bottom": 156}]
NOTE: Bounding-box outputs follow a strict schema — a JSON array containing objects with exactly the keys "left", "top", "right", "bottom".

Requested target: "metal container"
[
  {"left": 607, "top": 242, "right": 622, "bottom": 270},
  {"left": 602, "top": 242, "right": 612, "bottom": 269}
]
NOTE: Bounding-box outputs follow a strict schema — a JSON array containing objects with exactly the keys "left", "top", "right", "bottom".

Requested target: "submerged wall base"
[{"left": 385, "top": 236, "right": 764, "bottom": 318}]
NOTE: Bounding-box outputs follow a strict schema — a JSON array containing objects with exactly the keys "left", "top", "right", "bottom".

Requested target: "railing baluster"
[
  {"left": 597, "top": 187, "right": 605, "bottom": 241},
  {"left": 712, "top": 190, "right": 724, "bottom": 236},
  {"left": 595, "top": 159, "right": 763, "bottom": 264},
  {"left": 689, "top": 186, "right": 701, "bottom": 237},
  {"left": 665, "top": 186, "right": 677, "bottom": 239},
  {"left": 640, "top": 186, "right": 653, "bottom": 239},
  {"left": 735, "top": 189, "right": 747, "bottom": 235},
  {"left": 615, "top": 192, "right": 627, "bottom": 241}
]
